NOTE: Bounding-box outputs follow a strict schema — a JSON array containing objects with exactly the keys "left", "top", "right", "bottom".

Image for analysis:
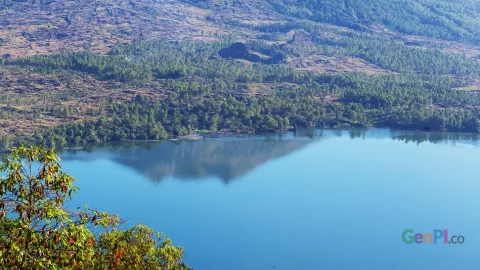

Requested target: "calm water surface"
[{"left": 60, "top": 129, "right": 480, "bottom": 270}]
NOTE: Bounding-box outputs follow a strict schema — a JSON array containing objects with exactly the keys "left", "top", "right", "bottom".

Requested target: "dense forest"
[
  {"left": 1, "top": 0, "right": 480, "bottom": 151},
  {"left": 1, "top": 38, "right": 479, "bottom": 150}
]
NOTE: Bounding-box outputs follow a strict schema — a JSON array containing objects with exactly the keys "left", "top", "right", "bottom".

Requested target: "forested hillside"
[
  {"left": 1, "top": 0, "right": 480, "bottom": 150},
  {"left": 266, "top": 0, "right": 480, "bottom": 45}
]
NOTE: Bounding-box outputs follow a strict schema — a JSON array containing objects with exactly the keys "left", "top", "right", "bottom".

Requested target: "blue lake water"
[{"left": 59, "top": 129, "right": 480, "bottom": 270}]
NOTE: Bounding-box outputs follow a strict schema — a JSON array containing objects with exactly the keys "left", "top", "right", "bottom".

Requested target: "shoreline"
[{"left": 2, "top": 127, "right": 480, "bottom": 154}]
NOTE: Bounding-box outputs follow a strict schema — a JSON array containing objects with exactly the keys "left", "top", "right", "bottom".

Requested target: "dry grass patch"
[{"left": 291, "top": 55, "right": 390, "bottom": 75}]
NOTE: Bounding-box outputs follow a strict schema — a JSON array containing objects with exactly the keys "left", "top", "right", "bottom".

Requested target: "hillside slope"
[
  {"left": 3, "top": 0, "right": 480, "bottom": 57},
  {"left": 266, "top": 0, "right": 480, "bottom": 44},
  {"left": 1, "top": 0, "right": 480, "bottom": 149}
]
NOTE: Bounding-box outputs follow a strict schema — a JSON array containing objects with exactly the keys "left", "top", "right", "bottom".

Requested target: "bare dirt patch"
[
  {"left": 404, "top": 36, "right": 480, "bottom": 59},
  {"left": 0, "top": 0, "right": 225, "bottom": 58},
  {"left": 291, "top": 55, "right": 390, "bottom": 75},
  {"left": 370, "top": 24, "right": 480, "bottom": 58},
  {"left": 452, "top": 77, "right": 480, "bottom": 92},
  {"left": 0, "top": 66, "right": 168, "bottom": 135}
]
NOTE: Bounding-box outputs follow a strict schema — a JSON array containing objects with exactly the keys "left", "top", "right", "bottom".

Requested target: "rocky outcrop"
[{"left": 219, "top": 42, "right": 284, "bottom": 64}]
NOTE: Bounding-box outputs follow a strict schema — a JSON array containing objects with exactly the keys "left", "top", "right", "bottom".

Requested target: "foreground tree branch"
[{"left": 0, "top": 146, "right": 190, "bottom": 270}]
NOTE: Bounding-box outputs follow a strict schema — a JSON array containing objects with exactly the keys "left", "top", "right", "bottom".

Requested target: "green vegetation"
[
  {"left": 2, "top": 1, "right": 480, "bottom": 151},
  {"left": 1, "top": 38, "right": 479, "bottom": 150},
  {"left": 344, "top": 36, "right": 480, "bottom": 76},
  {"left": 3, "top": 1, "right": 480, "bottom": 267},
  {"left": 0, "top": 146, "right": 189, "bottom": 269},
  {"left": 266, "top": 0, "right": 480, "bottom": 45}
]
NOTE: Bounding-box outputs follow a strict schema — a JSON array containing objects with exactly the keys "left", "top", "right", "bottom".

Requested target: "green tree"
[{"left": 0, "top": 146, "right": 189, "bottom": 269}]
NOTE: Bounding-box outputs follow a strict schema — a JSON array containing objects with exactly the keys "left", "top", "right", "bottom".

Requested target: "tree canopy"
[{"left": 0, "top": 146, "right": 190, "bottom": 269}]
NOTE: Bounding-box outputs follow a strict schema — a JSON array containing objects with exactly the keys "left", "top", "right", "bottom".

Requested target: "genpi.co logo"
[{"left": 402, "top": 229, "right": 465, "bottom": 244}]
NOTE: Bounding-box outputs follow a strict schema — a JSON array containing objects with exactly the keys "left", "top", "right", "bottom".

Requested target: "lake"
[{"left": 59, "top": 129, "right": 480, "bottom": 270}]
